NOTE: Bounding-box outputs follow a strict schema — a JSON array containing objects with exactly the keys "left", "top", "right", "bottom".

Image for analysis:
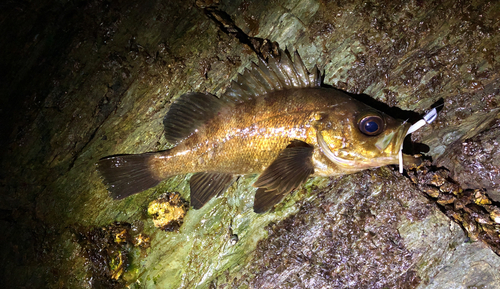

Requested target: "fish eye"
[{"left": 358, "top": 115, "right": 384, "bottom": 136}]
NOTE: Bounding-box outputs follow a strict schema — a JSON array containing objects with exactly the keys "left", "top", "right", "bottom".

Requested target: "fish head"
[{"left": 315, "top": 104, "right": 411, "bottom": 173}]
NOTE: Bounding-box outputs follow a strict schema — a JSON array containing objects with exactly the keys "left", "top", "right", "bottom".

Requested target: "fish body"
[
  {"left": 98, "top": 50, "right": 413, "bottom": 212},
  {"left": 150, "top": 87, "right": 408, "bottom": 177}
]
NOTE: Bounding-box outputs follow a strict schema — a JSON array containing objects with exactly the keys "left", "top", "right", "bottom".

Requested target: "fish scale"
[{"left": 151, "top": 91, "right": 315, "bottom": 176}]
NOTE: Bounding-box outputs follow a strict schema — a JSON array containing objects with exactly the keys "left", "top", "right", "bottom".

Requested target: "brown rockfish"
[{"left": 97, "top": 50, "right": 431, "bottom": 213}]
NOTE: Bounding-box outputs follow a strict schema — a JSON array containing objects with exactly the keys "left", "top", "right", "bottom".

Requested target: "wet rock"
[
  {"left": 74, "top": 222, "right": 151, "bottom": 288},
  {"left": 420, "top": 242, "right": 500, "bottom": 289},
  {"left": 436, "top": 118, "right": 500, "bottom": 202},
  {"left": 239, "top": 169, "right": 431, "bottom": 288},
  {"left": 1, "top": 0, "right": 500, "bottom": 288},
  {"left": 407, "top": 160, "right": 500, "bottom": 256},
  {"left": 223, "top": 168, "right": 500, "bottom": 288}
]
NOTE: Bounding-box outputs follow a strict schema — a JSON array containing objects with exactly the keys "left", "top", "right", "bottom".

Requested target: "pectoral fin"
[
  {"left": 190, "top": 172, "right": 235, "bottom": 209},
  {"left": 253, "top": 141, "right": 314, "bottom": 213}
]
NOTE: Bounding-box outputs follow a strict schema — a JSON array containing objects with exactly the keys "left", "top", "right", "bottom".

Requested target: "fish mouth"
[
  {"left": 316, "top": 123, "right": 411, "bottom": 172},
  {"left": 393, "top": 122, "right": 412, "bottom": 156}
]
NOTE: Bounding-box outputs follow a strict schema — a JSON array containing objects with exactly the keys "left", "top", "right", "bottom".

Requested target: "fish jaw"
[
  {"left": 316, "top": 122, "right": 412, "bottom": 173},
  {"left": 379, "top": 121, "right": 412, "bottom": 165}
]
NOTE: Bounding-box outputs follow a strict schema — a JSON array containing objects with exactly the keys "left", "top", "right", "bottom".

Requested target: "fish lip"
[
  {"left": 370, "top": 121, "right": 412, "bottom": 167},
  {"left": 393, "top": 122, "right": 412, "bottom": 156}
]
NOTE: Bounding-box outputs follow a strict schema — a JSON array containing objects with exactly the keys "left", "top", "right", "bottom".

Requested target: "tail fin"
[{"left": 97, "top": 152, "right": 161, "bottom": 199}]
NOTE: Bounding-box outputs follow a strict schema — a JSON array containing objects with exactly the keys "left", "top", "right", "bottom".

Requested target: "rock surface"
[
  {"left": 1, "top": 0, "right": 499, "bottom": 288},
  {"left": 437, "top": 119, "right": 500, "bottom": 202}
]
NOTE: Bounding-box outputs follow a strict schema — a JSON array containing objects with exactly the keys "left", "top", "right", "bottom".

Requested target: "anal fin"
[
  {"left": 190, "top": 172, "right": 235, "bottom": 209},
  {"left": 253, "top": 140, "right": 314, "bottom": 213}
]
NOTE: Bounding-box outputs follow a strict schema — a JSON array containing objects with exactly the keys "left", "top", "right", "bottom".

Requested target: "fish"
[{"left": 97, "top": 50, "right": 435, "bottom": 213}]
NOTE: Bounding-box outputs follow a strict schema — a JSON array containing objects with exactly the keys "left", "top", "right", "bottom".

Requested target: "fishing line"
[{"left": 398, "top": 108, "right": 438, "bottom": 173}]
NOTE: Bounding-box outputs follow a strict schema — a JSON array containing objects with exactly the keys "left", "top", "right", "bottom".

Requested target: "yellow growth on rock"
[{"left": 148, "top": 192, "right": 188, "bottom": 231}]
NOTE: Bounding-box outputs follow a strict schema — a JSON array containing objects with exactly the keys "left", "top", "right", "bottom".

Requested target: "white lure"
[{"left": 398, "top": 108, "right": 438, "bottom": 173}]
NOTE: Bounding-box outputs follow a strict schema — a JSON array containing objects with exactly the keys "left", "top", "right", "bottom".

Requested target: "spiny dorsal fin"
[
  {"left": 223, "top": 50, "right": 321, "bottom": 103},
  {"left": 163, "top": 92, "right": 224, "bottom": 144},
  {"left": 164, "top": 51, "right": 321, "bottom": 144}
]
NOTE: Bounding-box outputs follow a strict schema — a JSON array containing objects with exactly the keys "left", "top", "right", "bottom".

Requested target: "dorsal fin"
[
  {"left": 223, "top": 50, "right": 321, "bottom": 103},
  {"left": 163, "top": 50, "right": 321, "bottom": 144},
  {"left": 163, "top": 92, "right": 224, "bottom": 144}
]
